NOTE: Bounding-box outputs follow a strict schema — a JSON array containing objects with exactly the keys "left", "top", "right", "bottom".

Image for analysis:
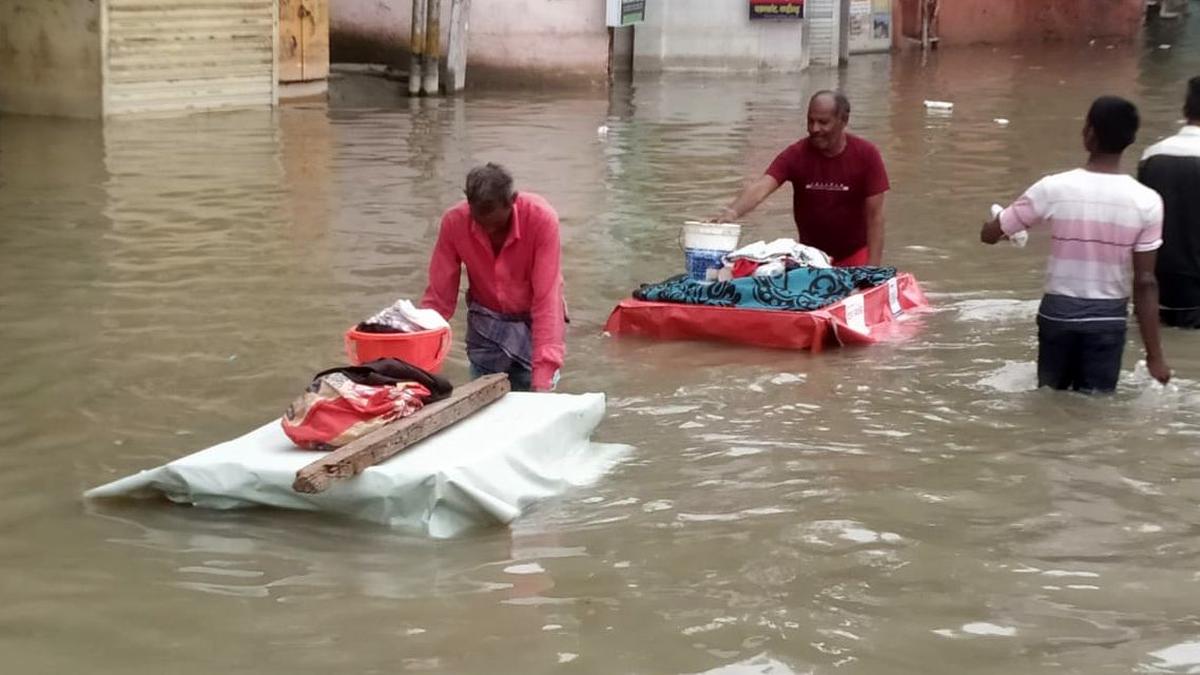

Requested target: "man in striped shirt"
[{"left": 981, "top": 96, "right": 1171, "bottom": 392}]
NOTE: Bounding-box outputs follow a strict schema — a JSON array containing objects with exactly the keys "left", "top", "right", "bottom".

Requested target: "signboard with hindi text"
[
  {"left": 750, "top": 0, "right": 804, "bottom": 20},
  {"left": 607, "top": 0, "right": 646, "bottom": 27}
]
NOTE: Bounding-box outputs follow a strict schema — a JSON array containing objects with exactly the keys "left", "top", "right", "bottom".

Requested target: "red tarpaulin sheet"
[{"left": 603, "top": 273, "right": 928, "bottom": 352}]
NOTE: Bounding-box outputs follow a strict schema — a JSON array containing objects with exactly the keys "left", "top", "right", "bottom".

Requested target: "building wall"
[
  {"left": 0, "top": 0, "right": 102, "bottom": 117},
  {"left": 331, "top": 0, "right": 609, "bottom": 86},
  {"left": 634, "top": 0, "right": 808, "bottom": 72},
  {"left": 894, "top": 0, "right": 1145, "bottom": 47}
]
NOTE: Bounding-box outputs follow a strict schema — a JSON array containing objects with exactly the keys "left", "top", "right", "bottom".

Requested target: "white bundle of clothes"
[
  {"left": 714, "top": 238, "right": 832, "bottom": 281},
  {"left": 362, "top": 299, "right": 449, "bottom": 333}
]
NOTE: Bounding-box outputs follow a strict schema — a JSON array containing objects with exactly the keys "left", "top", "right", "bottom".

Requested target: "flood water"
[{"left": 5, "top": 19, "right": 1200, "bottom": 675}]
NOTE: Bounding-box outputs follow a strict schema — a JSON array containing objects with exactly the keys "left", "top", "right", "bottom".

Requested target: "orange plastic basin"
[{"left": 343, "top": 325, "right": 452, "bottom": 373}]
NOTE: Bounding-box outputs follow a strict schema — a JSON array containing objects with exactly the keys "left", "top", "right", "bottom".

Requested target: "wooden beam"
[{"left": 292, "top": 374, "right": 510, "bottom": 494}]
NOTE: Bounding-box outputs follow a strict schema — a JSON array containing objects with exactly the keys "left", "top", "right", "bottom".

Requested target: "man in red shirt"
[
  {"left": 421, "top": 164, "right": 566, "bottom": 392},
  {"left": 714, "top": 91, "right": 890, "bottom": 267}
]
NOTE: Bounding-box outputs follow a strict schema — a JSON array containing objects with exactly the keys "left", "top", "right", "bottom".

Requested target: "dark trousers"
[
  {"left": 1161, "top": 307, "right": 1200, "bottom": 329},
  {"left": 469, "top": 362, "right": 533, "bottom": 392},
  {"left": 1037, "top": 318, "right": 1126, "bottom": 394}
]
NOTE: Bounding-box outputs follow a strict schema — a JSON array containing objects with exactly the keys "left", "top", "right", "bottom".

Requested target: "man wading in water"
[
  {"left": 1138, "top": 76, "right": 1200, "bottom": 329},
  {"left": 713, "top": 90, "right": 890, "bottom": 267},
  {"left": 421, "top": 164, "right": 566, "bottom": 392},
  {"left": 981, "top": 96, "right": 1171, "bottom": 392}
]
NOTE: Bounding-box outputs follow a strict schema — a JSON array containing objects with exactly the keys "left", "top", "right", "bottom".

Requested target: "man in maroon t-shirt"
[{"left": 714, "top": 91, "right": 890, "bottom": 266}]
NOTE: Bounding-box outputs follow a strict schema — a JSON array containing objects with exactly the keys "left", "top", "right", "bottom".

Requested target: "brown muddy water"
[{"left": 3, "top": 20, "right": 1200, "bottom": 675}]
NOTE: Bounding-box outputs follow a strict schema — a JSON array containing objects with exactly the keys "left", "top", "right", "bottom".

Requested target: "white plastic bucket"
[{"left": 681, "top": 221, "right": 741, "bottom": 281}]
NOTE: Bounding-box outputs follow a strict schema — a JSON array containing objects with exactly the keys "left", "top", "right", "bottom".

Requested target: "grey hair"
[
  {"left": 465, "top": 163, "right": 516, "bottom": 206},
  {"left": 811, "top": 90, "right": 851, "bottom": 120}
]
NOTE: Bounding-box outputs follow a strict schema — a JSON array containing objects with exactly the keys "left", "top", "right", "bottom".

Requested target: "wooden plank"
[
  {"left": 111, "top": 0, "right": 271, "bottom": 10},
  {"left": 278, "top": 0, "right": 304, "bottom": 83},
  {"left": 300, "top": 0, "right": 329, "bottom": 82},
  {"left": 106, "top": 91, "right": 272, "bottom": 115},
  {"left": 109, "top": 8, "right": 271, "bottom": 22},
  {"left": 292, "top": 374, "right": 511, "bottom": 494},
  {"left": 107, "top": 77, "right": 274, "bottom": 100},
  {"left": 110, "top": 52, "right": 272, "bottom": 70},
  {"left": 109, "top": 66, "right": 273, "bottom": 86}
]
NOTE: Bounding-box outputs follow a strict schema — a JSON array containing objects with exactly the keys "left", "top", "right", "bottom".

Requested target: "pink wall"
[
  {"left": 895, "top": 0, "right": 1145, "bottom": 47},
  {"left": 332, "top": 0, "right": 609, "bottom": 86}
]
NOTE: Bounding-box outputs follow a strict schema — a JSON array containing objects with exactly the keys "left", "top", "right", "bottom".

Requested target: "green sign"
[{"left": 608, "top": 0, "right": 646, "bottom": 27}]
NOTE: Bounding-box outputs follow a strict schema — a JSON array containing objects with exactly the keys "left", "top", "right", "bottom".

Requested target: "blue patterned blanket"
[{"left": 632, "top": 266, "right": 897, "bottom": 311}]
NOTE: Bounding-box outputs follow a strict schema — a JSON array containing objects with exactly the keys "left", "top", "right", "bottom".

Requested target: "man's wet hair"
[
  {"left": 1185, "top": 76, "right": 1200, "bottom": 121},
  {"left": 1086, "top": 96, "right": 1140, "bottom": 154},
  {"left": 465, "top": 163, "right": 515, "bottom": 207},
  {"left": 811, "top": 90, "right": 851, "bottom": 120}
]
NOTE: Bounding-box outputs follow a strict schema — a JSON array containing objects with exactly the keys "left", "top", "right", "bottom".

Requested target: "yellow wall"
[{"left": 0, "top": 0, "right": 103, "bottom": 118}]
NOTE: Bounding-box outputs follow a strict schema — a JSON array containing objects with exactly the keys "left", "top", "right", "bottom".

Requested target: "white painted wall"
[
  {"left": 633, "top": 0, "right": 808, "bottom": 72},
  {"left": 0, "top": 0, "right": 103, "bottom": 117},
  {"left": 332, "top": 0, "right": 610, "bottom": 84}
]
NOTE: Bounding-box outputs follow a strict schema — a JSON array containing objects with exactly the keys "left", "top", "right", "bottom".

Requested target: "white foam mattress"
[{"left": 85, "top": 392, "right": 629, "bottom": 538}]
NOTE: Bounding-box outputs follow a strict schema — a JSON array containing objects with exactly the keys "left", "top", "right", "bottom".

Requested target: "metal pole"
[
  {"left": 423, "top": 0, "right": 441, "bottom": 95},
  {"left": 409, "top": 0, "right": 426, "bottom": 96}
]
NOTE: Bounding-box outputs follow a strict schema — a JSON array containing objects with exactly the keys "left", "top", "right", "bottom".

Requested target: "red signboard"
[{"left": 750, "top": 0, "right": 804, "bottom": 20}]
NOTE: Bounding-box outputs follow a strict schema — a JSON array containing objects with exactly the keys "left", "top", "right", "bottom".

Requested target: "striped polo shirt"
[{"left": 1000, "top": 168, "right": 1163, "bottom": 325}]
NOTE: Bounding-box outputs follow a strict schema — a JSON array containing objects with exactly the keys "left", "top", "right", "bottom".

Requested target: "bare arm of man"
[
  {"left": 1133, "top": 250, "right": 1171, "bottom": 384},
  {"left": 714, "top": 175, "right": 781, "bottom": 222},
  {"left": 865, "top": 192, "right": 886, "bottom": 266}
]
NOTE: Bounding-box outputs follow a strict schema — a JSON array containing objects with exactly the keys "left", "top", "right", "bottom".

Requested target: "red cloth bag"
[{"left": 281, "top": 372, "right": 431, "bottom": 451}]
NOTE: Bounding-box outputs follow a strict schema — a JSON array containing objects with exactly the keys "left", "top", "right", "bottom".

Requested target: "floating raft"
[
  {"left": 604, "top": 272, "right": 928, "bottom": 351},
  {"left": 85, "top": 387, "right": 629, "bottom": 538}
]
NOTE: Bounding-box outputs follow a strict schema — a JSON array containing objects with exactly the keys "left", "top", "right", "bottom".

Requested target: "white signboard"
[{"left": 848, "top": 0, "right": 892, "bottom": 54}]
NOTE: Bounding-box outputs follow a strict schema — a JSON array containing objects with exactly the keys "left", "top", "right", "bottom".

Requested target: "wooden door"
[{"left": 278, "top": 0, "right": 328, "bottom": 83}]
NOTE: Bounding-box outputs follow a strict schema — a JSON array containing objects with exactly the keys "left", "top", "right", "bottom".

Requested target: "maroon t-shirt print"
[
  {"left": 806, "top": 181, "right": 851, "bottom": 192},
  {"left": 765, "top": 134, "right": 890, "bottom": 261}
]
